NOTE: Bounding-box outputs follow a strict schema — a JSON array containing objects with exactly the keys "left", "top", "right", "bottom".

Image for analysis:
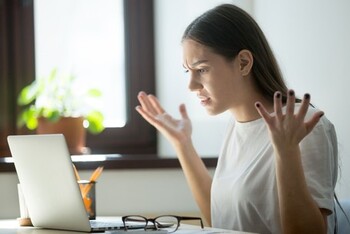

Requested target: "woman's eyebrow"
[
  {"left": 191, "top": 59, "right": 209, "bottom": 67},
  {"left": 183, "top": 59, "right": 209, "bottom": 69}
]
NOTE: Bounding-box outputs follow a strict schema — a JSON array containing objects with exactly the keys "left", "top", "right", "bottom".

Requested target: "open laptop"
[{"left": 7, "top": 134, "right": 141, "bottom": 232}]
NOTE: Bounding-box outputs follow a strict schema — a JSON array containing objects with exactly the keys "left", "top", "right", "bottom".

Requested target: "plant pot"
[{"left": 36, "top": 117, "right": 87, "bottom": 155}]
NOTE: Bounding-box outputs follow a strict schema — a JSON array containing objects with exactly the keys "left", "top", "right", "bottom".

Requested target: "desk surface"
[{"left": 0, "top": 219, "right": 257, "bottom": 234}]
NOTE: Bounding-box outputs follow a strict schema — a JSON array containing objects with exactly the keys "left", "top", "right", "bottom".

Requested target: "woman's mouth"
[{"left": 198, "top": 96, "right": 211, "bottom": 106}]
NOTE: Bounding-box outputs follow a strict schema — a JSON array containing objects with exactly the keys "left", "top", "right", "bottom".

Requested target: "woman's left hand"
[{"left": 255, "top": 90, "right": 324, "bottom": 154}]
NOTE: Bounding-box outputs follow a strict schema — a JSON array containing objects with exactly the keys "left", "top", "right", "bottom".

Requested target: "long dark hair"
[{"left": 182, "top": 4, "right": 289, "bottom": 103}]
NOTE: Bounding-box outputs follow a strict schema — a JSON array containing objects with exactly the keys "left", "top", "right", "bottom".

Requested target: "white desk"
[{"left": 0, "top": 219, "right": 257, "bottom": 234}]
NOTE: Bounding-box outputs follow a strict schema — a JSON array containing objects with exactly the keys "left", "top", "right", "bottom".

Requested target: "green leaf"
[
  {"left": 19, "top": 107, "right": 38, "bottom": 130},
  {"left": 16, "top": 68, "right": 104, "bottom": 133},
  {"left": 86, "top": 111, "right": 105, "bottom": 134},
  {"left": 42, "top": 109, "right": 61, "bottom": 122},
  {"left": 17, "top": 82, "right": 39, "bottom": 106},
  {"left": 26, "top": 117, "right": 38, "bottom": 130},
  {"left": 48, "top": 68, "right": 58, "bottom": 82},
  {"left": 87, "top": 89, "right": 102, "bottom": 97}
]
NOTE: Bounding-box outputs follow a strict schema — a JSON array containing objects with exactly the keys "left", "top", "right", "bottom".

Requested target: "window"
[
  {"left": 0, "top": 0, "right": 156, "bottom": 156},
  {"left": 34, "top": 0, "right": 127, "bottom": 128}
]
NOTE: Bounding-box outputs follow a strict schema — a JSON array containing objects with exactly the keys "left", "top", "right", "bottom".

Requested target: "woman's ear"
[{"left": 238, "top": 49, "right": 253, "bottom": 76}]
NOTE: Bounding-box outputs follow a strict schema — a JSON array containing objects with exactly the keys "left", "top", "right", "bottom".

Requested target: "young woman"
[{"left": 136, "top": 4, "right": 338, "bottom": 234}]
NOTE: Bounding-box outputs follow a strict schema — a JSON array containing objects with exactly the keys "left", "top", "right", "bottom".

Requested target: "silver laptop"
[{"left": 7, "top": 134, "right": 137, "bottom": 232}]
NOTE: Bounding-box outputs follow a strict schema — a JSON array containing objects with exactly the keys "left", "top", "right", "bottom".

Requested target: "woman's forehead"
[
  {"left": 182, "top": 39, "right": 209, "bottom": 53},
  {"left": 182, "top": 40, "right": 215, "bottom": 65},
  {"left": 182, "top": 39, "right": 232, "bottom": 68}
]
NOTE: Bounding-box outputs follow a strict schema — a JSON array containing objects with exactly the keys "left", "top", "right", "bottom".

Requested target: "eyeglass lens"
[
  {"left": 123, "top": 215, "right": 203, "bottom": 233},
  {"left": 123, "top": 215, "right": 178, "bottom": 232},
  {"left": 154, "top": 216, "right": 179, "bottom": 232}
]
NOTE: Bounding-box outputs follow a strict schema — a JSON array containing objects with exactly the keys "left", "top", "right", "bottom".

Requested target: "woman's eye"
[{"left": 198, "top": 69, "right": 207, "bottom": 73}]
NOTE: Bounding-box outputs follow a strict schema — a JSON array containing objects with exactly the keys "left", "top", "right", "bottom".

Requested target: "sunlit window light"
[{"left": 34, "top": 0, "right": 126, "bottom": 128}]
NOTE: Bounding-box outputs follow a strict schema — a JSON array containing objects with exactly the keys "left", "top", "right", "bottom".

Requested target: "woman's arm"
[
  {"left": 135, "top": 91, "right": 212, "bottom": 225},
  {"left": 274, "top": 147, "right": 327, "bottom": 234},
  {"left": 255, "top": 90, "right": 327, "bottom": 234},
  {"left": 172, "top": 140, "right": 213, "bottom": 226}
]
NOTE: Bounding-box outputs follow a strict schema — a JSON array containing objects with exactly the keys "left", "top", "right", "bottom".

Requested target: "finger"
[
  {"left": 179, "top": 104, "right": 189, "bottom": 120},
  {"left": 148, "top": 94, "right": 166, "bottom": 114},
  {"left": 137, "top": 91, "right": 158, "bottom": 115},
  {"left": 255, "top": 102, "right": 273, "bottom": 125},
  {"left": 135, "top": 105, "right": 162, "bottom": 128},
  {"left": 286, "top": 89, "right": 295, "bottom": 117},
  {"left": 274, "top": 91, "right": 283, "bottom": 120},
  {"left": 305, "top": 111, "right": 324, "bottom": 134},
  {"left": 297, "top": 93, "right": 311, "bottom": 121}
]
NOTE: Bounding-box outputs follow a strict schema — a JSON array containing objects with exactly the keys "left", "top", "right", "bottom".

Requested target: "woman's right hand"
[
  {"left": 137, "top": 92, "right": 212, "bottom": 225},
  {"left": 135, "top": 91, "right": 192, "bottom": 147}
]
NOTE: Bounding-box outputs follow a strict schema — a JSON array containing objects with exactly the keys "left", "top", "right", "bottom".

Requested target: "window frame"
[
  {"left": 0, "top": 0, "right": 156, "bottom": 156},
  {"left": 86, "top": 0, "right": 156, "bottom": 154}
]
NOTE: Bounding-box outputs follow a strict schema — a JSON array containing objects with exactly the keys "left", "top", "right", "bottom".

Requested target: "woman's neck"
[{"left": 230, "top": 95, "right": 274, "bottom": 123}]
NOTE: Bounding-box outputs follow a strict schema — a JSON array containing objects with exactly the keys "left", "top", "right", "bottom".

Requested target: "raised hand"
[
  {"left": 135, "top": 91, "right": 192, "bottom": 146},
  {"left": 254, "top": 90, "right": 324, "bottom": 154}
]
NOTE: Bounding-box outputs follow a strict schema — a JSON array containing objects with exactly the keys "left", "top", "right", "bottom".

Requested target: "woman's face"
[{"left": 182, "top": 39, "right": 249, "bottom": 115}]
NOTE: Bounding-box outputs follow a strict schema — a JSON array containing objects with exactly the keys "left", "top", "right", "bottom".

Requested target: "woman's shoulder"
[
  {"left": 293, "top": 103, "right": 337, "bottom": 150},
  {"left": 294, "top": 103, "right": 334, "bottom": 129}
]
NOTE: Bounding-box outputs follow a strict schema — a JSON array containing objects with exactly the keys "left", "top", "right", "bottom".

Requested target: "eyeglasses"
[{"left": 122, "top": 215, "right": 204, "bottom": 233}]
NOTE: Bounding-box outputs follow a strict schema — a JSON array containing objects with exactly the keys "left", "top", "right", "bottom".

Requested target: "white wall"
[
  {"left": 0, "top": 173, "right": 20, "bottom": 218},
  {"left": 0, "top": 169, "right": 214, "bottom": 219},
  {"left": 253, "top": 0, "right": 350, "bottom": 199}
]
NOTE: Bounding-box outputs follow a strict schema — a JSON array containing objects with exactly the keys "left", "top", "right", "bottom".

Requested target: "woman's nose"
[{"left": 188, "top": 73, "right": 203, "bottom": 92}]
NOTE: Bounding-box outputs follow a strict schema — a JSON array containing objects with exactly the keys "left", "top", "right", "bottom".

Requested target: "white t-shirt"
[{"left": 211, "top": 104, "right": 338, "bottom": 234}]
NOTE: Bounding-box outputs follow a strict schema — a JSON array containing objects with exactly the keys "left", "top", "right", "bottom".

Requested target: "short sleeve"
[{"left": 299, "top": 115, "right": 338, "bottom": 213}]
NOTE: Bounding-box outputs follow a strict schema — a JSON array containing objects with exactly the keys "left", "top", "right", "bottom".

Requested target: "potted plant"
[{"left": 17, "top": 68, "right": 105, "bottom": 154}]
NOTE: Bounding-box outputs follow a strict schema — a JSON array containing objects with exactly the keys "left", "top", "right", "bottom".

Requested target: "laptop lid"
[{"left": 8, "top": 134, "right": 92, "bottom": 232}]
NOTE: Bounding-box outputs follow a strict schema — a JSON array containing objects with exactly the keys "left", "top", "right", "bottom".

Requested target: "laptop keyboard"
[{"left": 90, "top": 219, "right": 124, "bottom": 230}]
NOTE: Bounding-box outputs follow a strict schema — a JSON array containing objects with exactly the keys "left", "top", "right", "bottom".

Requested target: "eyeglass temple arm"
[{"left": 178, "top": 216, "right": 204, "bottom": 228}]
